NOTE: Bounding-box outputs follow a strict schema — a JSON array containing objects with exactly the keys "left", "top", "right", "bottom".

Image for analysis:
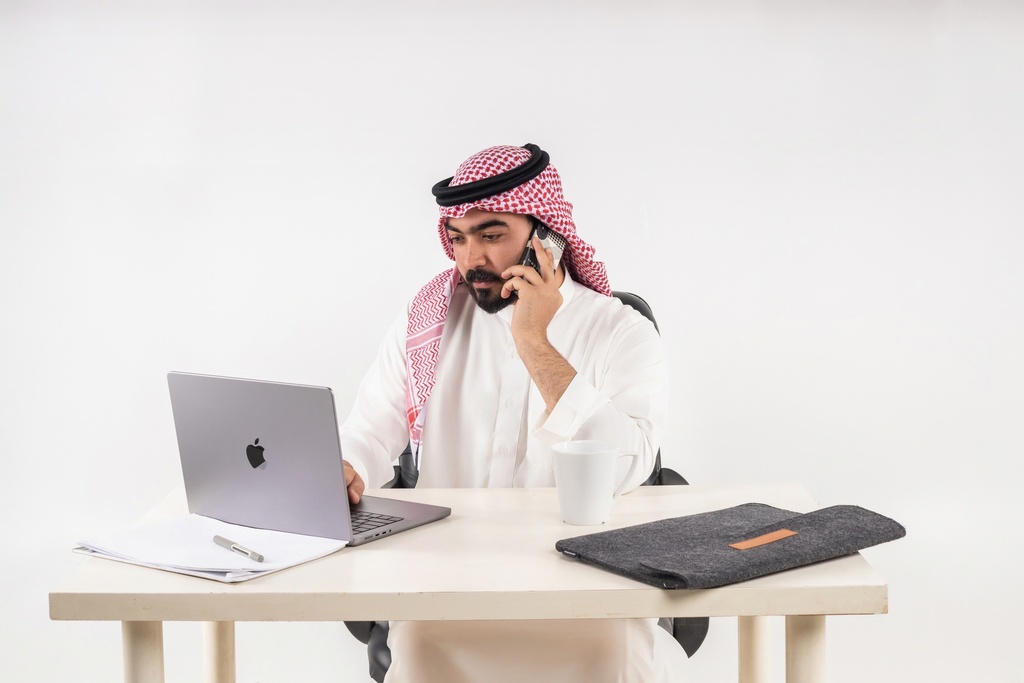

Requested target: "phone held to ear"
[{"left": 520, "top": 223, "right": 567, "bottom": 275}]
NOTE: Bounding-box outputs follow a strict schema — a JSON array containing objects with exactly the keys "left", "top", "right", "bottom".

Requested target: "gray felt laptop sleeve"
[{"left": 555, "top": 503, "right": 905, "bottom": 589}]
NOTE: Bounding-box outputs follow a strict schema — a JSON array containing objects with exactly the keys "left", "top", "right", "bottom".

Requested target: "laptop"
[{"left": 167, "top": 371, "right": 451, "bottom": 545}]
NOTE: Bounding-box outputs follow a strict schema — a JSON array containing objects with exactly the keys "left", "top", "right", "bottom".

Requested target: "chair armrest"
[
  {"left": 657, "top": 467, "right": 689, "bottom": 486},
  {"left": 344, "top": 620, "right": 373, "bottom": 644}
]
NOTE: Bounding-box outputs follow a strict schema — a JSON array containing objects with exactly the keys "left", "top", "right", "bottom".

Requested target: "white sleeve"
[
  {"left": 338, "top": 307, "right": 411, "bottom": 489},
  {"left": 532, "top": 315, "right": 667, "bottom": 493}
]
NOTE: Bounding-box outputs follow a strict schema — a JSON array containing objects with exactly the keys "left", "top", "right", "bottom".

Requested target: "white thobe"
[{"left": 340, "top": 273, "right": 687, "bottom": 682}]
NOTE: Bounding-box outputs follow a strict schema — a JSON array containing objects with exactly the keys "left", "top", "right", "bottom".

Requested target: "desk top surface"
[{"left": 50, "top": 483, "right": 889, "bottom": 622}]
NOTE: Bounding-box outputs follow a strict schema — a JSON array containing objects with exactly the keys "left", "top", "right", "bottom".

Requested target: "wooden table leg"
[
  {"left": 122, "top": 621, "right": 165, "bottom": 683},
  {"left": 738, "top": 616, "right": 770, "bottom": 683},
  {"left": 203, "top": 621, "right": 236, "bottom": 683},
  {"left": 786, "top": 615, "right": 826, "bottom": 683}
]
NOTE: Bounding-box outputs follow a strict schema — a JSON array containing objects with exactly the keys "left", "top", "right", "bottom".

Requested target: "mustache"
[{"left": 465, "top": 268, "right": 502, "bottom": 284}]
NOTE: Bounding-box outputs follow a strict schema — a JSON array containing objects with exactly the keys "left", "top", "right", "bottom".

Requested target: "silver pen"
[{"left": 213, "top": 535, "right": 265, "bottom": 563}]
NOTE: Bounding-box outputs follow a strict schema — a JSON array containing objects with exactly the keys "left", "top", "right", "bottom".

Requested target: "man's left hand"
[
  {"left": 500, "top": 236, "right": 576, "bottom": 411},
  {"left": 500, "top": 234, "right": 563, "bottom": 344}
]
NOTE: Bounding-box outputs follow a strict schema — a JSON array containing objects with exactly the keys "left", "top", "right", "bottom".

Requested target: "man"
[{"left": 339, "top": 144, "right": 684, "bottom": 682}]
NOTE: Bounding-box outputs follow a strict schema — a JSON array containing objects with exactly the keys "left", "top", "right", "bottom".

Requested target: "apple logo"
[{"left": 246, "top": 438, "right": 267, "bottom": 470}]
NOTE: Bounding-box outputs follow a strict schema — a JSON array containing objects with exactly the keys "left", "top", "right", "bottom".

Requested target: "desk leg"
[
  {"left": 122, "top": 621, "right": 164, "bottom": 683},
  {"left": 785, "top": 615, "right": 826, "bottom": 683},
  {"left": 203, "top": 621, "right": 236, "bottom": 683},
  {"left": 737, "top": 616, "right": 770, "bottom": 683}
]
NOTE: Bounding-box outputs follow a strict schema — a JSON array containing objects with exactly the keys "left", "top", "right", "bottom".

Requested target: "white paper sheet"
[{"left": 75, "top": 514, "right": 348, "bottom": 582}]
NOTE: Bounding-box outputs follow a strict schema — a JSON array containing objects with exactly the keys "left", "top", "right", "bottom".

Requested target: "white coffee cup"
[{"left": 552, "top": 440, "right": 640, "bottom": 525}]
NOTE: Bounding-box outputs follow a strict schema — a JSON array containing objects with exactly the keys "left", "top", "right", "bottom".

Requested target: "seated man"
[{"left": 340, "top": 144, "right": 685, "bottom": 682}]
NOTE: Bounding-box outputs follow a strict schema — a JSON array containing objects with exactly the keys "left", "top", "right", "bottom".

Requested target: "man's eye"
[
  {"left": 482, "top": 234, "right": 501, "bottom": 242},
  {"left": 449, "top": 235, "right": 464, "bottom": 245}
]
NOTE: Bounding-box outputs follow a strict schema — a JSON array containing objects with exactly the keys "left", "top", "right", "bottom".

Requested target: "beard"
[{"left": 464, "top": 268, "right": 515, "bottom": 314}]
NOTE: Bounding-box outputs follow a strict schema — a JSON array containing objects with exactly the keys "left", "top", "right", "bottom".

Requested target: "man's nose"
[{"left": 463, "top": 240, "right": 488, "bottom": 269}]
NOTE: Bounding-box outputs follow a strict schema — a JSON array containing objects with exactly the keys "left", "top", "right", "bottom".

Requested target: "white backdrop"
[{"left": 2, "top": 1, "right": 1022, "bottom": 681}]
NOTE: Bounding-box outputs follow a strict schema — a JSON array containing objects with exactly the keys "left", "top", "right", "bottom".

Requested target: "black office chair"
[{"left": 345, "top": 291, "right": 708, "bottom": 682}]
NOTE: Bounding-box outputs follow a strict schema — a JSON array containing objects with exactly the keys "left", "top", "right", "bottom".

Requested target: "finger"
[
  {"left": 343, "top": 461, "right": 364, "bottom": 504},
  {"left": 347, "top": 475, "right": 364, "bottom": 504},
  {"left": 532, "top": 235, "right": 555, "bottom": 277},
  {"left": 501, "top": 264, "right": 543, "bottom": 284},
  {"left": 501, "top": 275, "right": 527, "bottom": 299},
  {"left": 348, "top": 477, "right": 364, "bottom": 504}
]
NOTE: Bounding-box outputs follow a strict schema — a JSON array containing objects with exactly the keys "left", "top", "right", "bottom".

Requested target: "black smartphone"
[{"left": 519, "top": 222, "right": 567, "bottom": 275}]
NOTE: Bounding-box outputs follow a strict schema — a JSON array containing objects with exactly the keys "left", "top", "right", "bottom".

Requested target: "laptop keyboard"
[{"left": 350, "top": 509, "right": 404, "bottom": 535}]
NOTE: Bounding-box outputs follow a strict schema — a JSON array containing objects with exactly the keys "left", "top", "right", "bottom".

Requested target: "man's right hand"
[{"left": 343, "top": 460, "right": 365, "bottom": 505}]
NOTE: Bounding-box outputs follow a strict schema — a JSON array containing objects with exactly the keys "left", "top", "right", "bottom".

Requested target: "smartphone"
[{"left": 519, "top": 222, "right": 567, "bottom": 275}]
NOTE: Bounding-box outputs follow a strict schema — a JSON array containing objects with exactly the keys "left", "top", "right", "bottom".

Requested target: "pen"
[{"left": 213, "top": 535, "right": 265, "bottom": 562}]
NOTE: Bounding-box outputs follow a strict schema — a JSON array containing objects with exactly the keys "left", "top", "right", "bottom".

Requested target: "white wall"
[{"left": 2, "top": 1, "right": 1022, "bottom": 681}]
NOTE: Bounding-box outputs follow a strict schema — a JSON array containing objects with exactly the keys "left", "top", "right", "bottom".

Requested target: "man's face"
[{"left": 446, "top": 209, "right": 534, "bottom": 314}]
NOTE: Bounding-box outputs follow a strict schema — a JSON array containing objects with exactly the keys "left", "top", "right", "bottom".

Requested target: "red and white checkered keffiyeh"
[{"left": 405, "top": 145, "right": 610, "bottom": 461}]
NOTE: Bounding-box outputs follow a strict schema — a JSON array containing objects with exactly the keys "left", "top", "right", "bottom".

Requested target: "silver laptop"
[{"left": 167, "top": 371, "right": 450, "bottom": 545}]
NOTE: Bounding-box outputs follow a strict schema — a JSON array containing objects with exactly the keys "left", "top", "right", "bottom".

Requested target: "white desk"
[{"left": 50, "top": 483, "right": 889, "bottom": 683}]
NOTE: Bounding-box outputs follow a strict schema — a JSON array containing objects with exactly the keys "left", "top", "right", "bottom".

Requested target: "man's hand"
[
  {"left": 500, "top": 236, "right": 577, "bottom": 411},
  {"left": 343, "top": 460, "right": 365, "bottom": 505},
  {"left": 500, "top": 234, "right": 564, "bottom": 344}
]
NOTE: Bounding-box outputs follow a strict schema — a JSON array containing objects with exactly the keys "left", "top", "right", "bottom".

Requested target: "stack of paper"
[{"left": 75, "top": 514, "right": 348, "bottom": 583}]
